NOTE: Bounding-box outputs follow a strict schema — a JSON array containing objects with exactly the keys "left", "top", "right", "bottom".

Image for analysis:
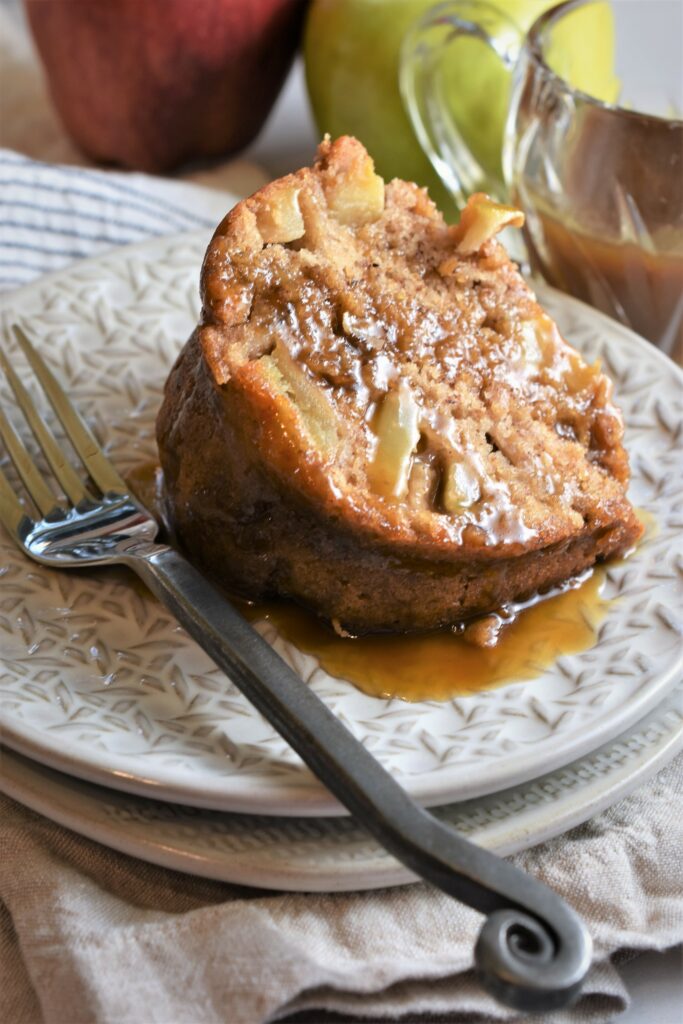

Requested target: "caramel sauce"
[
  {"left": 241, "top": 508, "right": 652, "bottom": 703},
  {"left": 525, "top": 205, "right": 683, "bottom": 365},
  {"left": 238, "top": 570, "right": 610, "bottom": 702},
  {"left": 126, "top": 462, "right": 166, "bottom": 521},
  {"left": 125, "top": 462, "right": 651, "bottom": 704}
]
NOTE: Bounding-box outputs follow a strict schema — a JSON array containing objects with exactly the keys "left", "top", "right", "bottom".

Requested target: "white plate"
[
  {"left": 2, "top": 679, "right": 681, "bottom": 891},
  {"left": 0, "top": 233, "right": 681, "bottom": 816}
]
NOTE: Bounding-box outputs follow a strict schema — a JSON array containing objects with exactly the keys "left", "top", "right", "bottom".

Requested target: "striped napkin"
[{"left": 0, "top": 147, "right": 261, "bottom": 292}]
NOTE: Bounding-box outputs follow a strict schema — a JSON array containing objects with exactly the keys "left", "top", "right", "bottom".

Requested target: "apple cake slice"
[{"left": 156, "top": 136, "right": 642, "bottom": 634}]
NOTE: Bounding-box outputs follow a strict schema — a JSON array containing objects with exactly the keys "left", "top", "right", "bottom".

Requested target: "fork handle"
[{"left": 122, "top": 541, "right": 591, "bottom": 1014}]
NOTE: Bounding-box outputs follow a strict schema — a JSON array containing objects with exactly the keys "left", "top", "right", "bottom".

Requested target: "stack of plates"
[{"left": 1, "top": 234, "right": 681, "bottom": 892}]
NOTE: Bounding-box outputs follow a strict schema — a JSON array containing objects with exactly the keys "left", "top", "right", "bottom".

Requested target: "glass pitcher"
[{"left": 400, "top": 0, "right": 683, "bottom": 362}]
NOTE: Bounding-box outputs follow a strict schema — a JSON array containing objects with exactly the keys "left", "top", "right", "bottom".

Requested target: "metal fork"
[{"left": 0, "top": 323, "right": 591, "bottom": 1013}]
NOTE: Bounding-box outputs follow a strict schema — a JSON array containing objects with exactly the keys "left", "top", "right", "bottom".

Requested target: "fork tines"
[{"left": 0, "top": 325, "right": 128, "bottom": 531}]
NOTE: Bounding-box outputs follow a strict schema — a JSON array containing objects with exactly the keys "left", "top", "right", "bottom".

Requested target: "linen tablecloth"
[
  {"left": 0, "top": 146, "right": 682, "bottom": 1024},
  {"left": 1, "top": 758, "right": 681, "bottom": 1024},
  {"left": 2, "top": 0, "right": 682, "bottom": 1016}
]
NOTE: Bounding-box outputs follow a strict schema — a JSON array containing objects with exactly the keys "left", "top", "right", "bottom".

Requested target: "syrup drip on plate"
[
  {"left": 239, "top": 569, "right": 610, "bottom": 702},
  {"left": 126, "top": 463, "right": 651, "bottom": 704}
]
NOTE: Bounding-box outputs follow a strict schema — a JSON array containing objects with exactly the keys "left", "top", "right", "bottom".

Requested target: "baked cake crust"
[{"left": 156, "top": 136, "right": 642, "bottom": 633}]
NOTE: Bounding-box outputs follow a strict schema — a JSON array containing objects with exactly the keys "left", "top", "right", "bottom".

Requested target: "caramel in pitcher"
[
  {"left": 525, "top": 206, "right": 683, "bottom": 364},
  {"left": 519, "top": 111, "right": 683, "bottom": 364}
]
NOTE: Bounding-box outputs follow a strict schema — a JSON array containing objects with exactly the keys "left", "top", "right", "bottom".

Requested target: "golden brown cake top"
[{"left": 197, "top": 136, "right": 634, "bottom": 557}]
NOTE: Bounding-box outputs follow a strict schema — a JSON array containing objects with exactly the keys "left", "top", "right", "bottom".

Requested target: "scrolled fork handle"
[{"left": 121, "top": 541, "right": 592, "bottom": 1014}]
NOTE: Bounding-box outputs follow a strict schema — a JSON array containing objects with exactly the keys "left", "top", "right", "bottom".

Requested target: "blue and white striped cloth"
[{"left": 0, "top": 149, "right": 245, "bottom": 292}]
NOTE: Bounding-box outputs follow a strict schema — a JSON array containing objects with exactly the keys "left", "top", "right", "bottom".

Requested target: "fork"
[{"left": 0, "top": 323, "right": 592, "bottom": 1013}]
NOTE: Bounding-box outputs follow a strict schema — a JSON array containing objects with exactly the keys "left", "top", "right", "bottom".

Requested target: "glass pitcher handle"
[{"left": 400, "top": 0, "right": 521, "bottom": 209}]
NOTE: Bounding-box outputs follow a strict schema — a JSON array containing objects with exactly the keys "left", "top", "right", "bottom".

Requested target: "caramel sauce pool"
[
  {"left": 127, "top": 464, "right": 651, "bottom": 704},
  {"left": 238, "top": 572, "right": 609, "bottom": 702}
]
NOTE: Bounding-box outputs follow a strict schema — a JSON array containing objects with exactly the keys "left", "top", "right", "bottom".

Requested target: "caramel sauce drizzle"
[
  {"left": 126, "top": 463, "right": 650, "bottom": 704},
  {"left": 239, "top": 571, "right": 609, "bottom": 702}
]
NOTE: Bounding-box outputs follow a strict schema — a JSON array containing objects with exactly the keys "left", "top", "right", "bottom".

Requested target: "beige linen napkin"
[{"left": 1, "top": 754, "right": 681, "bottom": 1024}]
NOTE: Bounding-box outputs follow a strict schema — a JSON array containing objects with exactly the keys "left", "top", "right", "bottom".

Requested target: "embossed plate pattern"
[
  {"left": 2, "top": 679, "right": 681, "bottom": 890},
  {"left": 0, "top": 232, "right": 681, "bottom": 815}
]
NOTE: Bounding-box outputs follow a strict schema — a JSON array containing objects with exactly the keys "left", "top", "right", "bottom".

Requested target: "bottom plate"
[{"left": 1, "top": 679, "right": 681, "bottom": 892}]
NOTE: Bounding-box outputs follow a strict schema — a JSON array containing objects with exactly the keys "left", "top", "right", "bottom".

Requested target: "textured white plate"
[
  {"left": 0, "top": 232, "right": 681, "bottom": 816},
  {"left": 2, "top": 679, "right": 681, "bottom": 891}
]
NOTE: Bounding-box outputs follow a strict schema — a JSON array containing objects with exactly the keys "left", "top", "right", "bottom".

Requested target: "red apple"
[{"left": 24, "top": 0, "right": 308, "bottom": 172}]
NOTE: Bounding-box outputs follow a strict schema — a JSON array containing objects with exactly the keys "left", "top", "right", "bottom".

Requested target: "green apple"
[{"left": 304, "top": 0, "right": 617, "bottom": 215}]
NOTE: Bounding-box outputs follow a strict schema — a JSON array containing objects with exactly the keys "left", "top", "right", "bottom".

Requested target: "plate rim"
[
  {"left": 2, "top": 646, "right": 681, "bottom": 817},
  {"left": 1, "top": 680, "right": 681, "bottom": 892},
  {"left": 0, "top": 231, "right": 681, "bottom": 816}
]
